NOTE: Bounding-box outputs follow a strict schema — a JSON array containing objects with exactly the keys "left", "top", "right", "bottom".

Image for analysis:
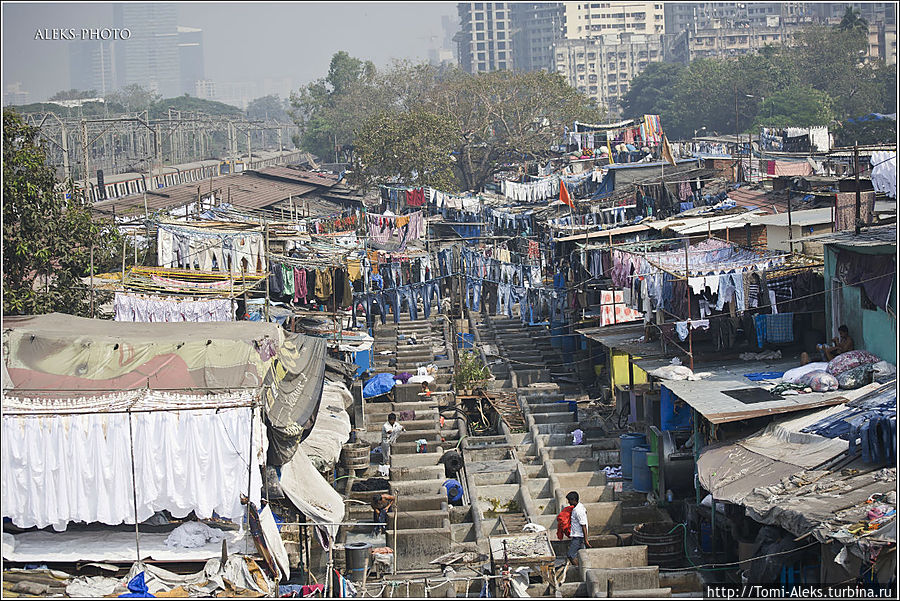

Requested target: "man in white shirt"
[
  {"left": 566, "top": 491, "right": 589, "bottom": 565},
  {"left": 381, "top": 412, "right": 404, "bottom": 466}
]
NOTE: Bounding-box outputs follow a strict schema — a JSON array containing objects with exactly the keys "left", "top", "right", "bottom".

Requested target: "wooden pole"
[
  {"left": 854, "top": 142, "right": 861, "bottom": 235},
  {"left": 127, "top": 411, "right": 142, "bottom": 563},
  {"left": 90, "top": 244, "right": 95, "bottom": 318},
  {"left": 265, "top": 224, "right": 270, "bottom": 322},
  {"left": 684, "top": 240, "right": 693, "bottom": 372},
  {"left": 787, "top": 193, "right": 794, "bottom": 253},
  {"left": 393, "top": 492, "right": 399, "bottom": 575}
]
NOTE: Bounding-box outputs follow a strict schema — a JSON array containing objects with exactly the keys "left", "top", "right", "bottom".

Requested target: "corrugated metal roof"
[
  {"left": 802, "top": 224, "right": 897, "bottom": 246},
  {"left": 255, "top": 166, "right": 341, "bottom": 187},
  {"left": 727, "top": 187, "right": 789, "bottom": 213},
  {"left": 92, "top": 172, "right": 318, "bottom": 216},
  {"left": 556, "top": 223, "right": 652, "bottom": 242},
  {"left": 752, "top": 208, "right": 835, "bottom": 227},
  {"left": 659, "top": 360, "right": 883, "bottom": 424}
]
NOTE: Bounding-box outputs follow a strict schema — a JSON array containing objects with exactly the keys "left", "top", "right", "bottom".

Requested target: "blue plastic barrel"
[
  {"left": 632, "top": 445, "right": 652, "bottom": 493},
  {"left": 620, "top": 433, "right": 647, "bottom": 479}
]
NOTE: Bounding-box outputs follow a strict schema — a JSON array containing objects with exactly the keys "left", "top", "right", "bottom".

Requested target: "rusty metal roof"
[
  {"left": 727, "top": 187, "right": 789, "bottom": 214},
  {"left": 255, "top": 166, "right": 341, "bottom": 187},
  {"left": 92, "top": 172, "right": 318, "bottom": 217}
]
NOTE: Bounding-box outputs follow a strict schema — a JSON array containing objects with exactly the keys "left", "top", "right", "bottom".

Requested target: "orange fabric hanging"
[{"left": 560, "top": 180, "right": 575, "bottom": 209}]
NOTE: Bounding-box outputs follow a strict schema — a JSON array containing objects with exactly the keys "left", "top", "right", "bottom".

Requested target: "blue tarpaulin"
[{"left": 363, "top": 373, "right": 396, "bottom": 398}]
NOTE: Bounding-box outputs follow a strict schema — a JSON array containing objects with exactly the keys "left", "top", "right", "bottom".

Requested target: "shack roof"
[
  {"left": 556, "top": 223, "right": 652, "bottom": 243},
  {"left": 92, "top": 172, "right": 319, "bottom": 217},
  {"left": 254, "top": 166, "right": 341, "bottom": 187},
  {"left": 802, "top": 224, "right": 897, "bottom": 247},
  {"left": 698, "top": 383, "right": 897, "bottom": 547},
  {"left": 657, "top": 359, "right": 877, "bottom": 424}
]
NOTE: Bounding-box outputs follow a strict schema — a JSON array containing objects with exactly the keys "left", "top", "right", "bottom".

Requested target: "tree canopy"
[
  {"left": 296, "top": 52, "right": 604, "bottom": 190},
  {"left": 3, "top": 108, "right": 120, "bottom": 316},
  {"left": 246, "top": 95, "right": 292, "bottom": 122},
  {"left": 623, "top": 19, "right": 892, "bottom": 142}
]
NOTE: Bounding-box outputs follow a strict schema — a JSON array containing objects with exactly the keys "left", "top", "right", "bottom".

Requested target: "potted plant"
[{"left": 454, "top": 350, "right": 490, "bottom": 394}]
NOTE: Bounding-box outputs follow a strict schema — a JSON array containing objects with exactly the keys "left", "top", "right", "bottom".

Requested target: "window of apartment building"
[
  {"left": 577, "top": 63, "right": 586, "bottom": 71},
  {"left": 476, "top": 22, "right": 484, "bottom": 30},
  {"left": 590, "top": 86, "right": 598, "bottom": 94},
  {"left": 475, "top": 12, "right": 483, "bottom": 20},
  {"left": 478, "top": 52, "right": 486, "bottom": 60},
  {"left": 499, "top": 61, "right": 507, "bottom": 69},
  {"left": 638, "top": 61, "right": 647, "bottom": 69},
  {"left": 497, "top": 31, "right": 505, "bottom": 39},
  {"left": 498, "top": 41, "right": 506, "bottom": 49},
  {"left": 477, "top": 32, "right": 485, "bottom": 40},
  {"left": 608, "top": 73, "right": 617, "bottom": 81},
  {"left": 587, "top": 52, "right": 596, "bottom": 59},
  {"left": 495, "top": 11, "right": 504, "bottom": 18},
  {"left": 620, "top": 83, "right": 628, "bottom": 93},
  {"left": 478, "top": 62, "right": 487, "bottom": 70},
  {"left": 579, "top": 74, "right": 585, "bottom": 81},
  {"left": 588, "top": 74, "right": 598, "bottom": 83},
  {"left": 633, "top": 12, "right": 645, "bottom": 19},
  {"left": 635, "top": 22, "right": 646, "bottom": 29},
  {"left": 589, "top": 62, "right": 596, "bottom": 70},
  {"left": 494, "top": 3, "right": 503, "bottom": 8},
  {"left": 577, "top": 52, "right": 585, "bottom": 59},
  {"left": 497, "top": 21, "right": 505, "bottom": 29},
  {"left": 477, "top": 42, "right": 485, "bottom": 50},
  {"left": 608, "top": 62, "right": 616, "bottom": 70},
  {"left": 498, "top": 51, "right": 506, "bottom": 59},
  {"left": 474, "top": 3, "right": 483, "bottom": 9},
  {"left": 609, "top": 85, "right": 617, "bottom": 93}
]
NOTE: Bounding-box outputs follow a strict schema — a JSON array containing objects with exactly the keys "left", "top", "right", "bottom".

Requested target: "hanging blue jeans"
[
  {"left": 399, "top": 285, "right": 418, "bottom": 321},
  {"left": 497, "top": 283, "right": 512, "bottom": 316},
  {"left": 382, "top": 288, "right": 401, "bottom": 324},
  {"left": 716, "top": 272, "right": 745, "bottom": 312},
  {"left": 422, "top": 281, "right": 441, "bottom": 319},
  {"left": 466, "top": 277, "right": 482, "bottom": 312}
]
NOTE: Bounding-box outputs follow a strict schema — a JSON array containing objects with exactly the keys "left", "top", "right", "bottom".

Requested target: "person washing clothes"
[
  {"left": 370, "top": 493, "right": 395, "bottom": 536},
  {"left": 381, "top": 412, "right": 404, "bottom": 466}
]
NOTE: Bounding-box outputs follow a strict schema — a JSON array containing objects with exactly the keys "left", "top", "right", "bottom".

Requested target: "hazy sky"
[{"left": 2, "top": 2, "right": 457, "bottom": 102}]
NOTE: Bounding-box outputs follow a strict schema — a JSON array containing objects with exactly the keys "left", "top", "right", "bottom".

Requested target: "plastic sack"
[
  {"left": 782, "top": 362, "right": 829, "bottom": 383},
  {"left": 797, "top": 370, "right": 839, "bottom": 392},
  {"left": 649, "top": 365, "right": 694, "bottom": 381},
  {"left": 872, "top": 361, "right": 897, "bottom": 382},
  {"left": 838, "top": 365, "right": 873, "bottom": 390},
  {"left": 163, "top": 521, "right": 225, "bottom": 549},
  {"left": 826, "top": 350, "right": 881, "bottom": 376}
]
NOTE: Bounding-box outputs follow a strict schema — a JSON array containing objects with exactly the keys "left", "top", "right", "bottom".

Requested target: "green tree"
[
  {"left": 3, "top": 109, "right": 120, "bottom": 316},
  {"left": 351, "top": 108, "right": 459, "bottom": 192},
  {"left": 49, "top": 89, "right": 100, "bottom": 101},
  {"left": 621, "top": 62, "right": 684, "bottom": 122},
  {"left": 105, "top": 84, "right": 161, "bottom": 113},
  {"left": 789, "top": 25, "right": 875, "bottom": 119},
  {"left": 427, "top": 69, "right": 604, "bottom": 190},
  {"left": 837, "top": 6, "right": 869, "bottom": 36},
  {"left": 246, "top": 95, "right": 291, "bottom": 122},
  {"left": 290, "top": 51, "right": 380, "bottom": 160},
  {"left": 751, "top": 85, "right": 835, "bottom": 129}
]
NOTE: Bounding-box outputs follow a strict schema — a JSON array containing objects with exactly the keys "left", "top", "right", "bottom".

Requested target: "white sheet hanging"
[{"left": 1, "top": 400, "right": 263, "bottom": 532}]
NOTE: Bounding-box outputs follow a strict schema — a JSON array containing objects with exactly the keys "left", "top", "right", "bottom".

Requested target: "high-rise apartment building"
[
  {"left": 510, "top": 3, "right": 565, "bottom": 72},
  {"left": 455, "top": 2, "right": 514, "bottom": 73},
  {"left": 555, "top": 32, "right": 665, "bottom": 115},
  {"left": 664, "top": 3, "right": 814, "bottom": 34},
  {"left": 113, "top": 4, "right": 180, "bottom": 97},
  {"left": 177, "top": 26, "right": 204, "bottom": 96},
  {"left": 562, "top": 2, "right": 666, "bottom": 39},
  {"left": 69, "top": 39, "right": 116, "bottom": 95}
]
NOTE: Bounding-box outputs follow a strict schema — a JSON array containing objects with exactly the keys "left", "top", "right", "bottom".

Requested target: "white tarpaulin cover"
[
  {"left": 299, "top": 381, "right": 352, "bottom": 471},
  {"left": 2, "top": 528, "right": 250, "bottom": 563},
  {"left": 1, "top": 393, "right": 264, "bottom": 531},
  {"left": 697, "top": 404, "right": 849, "bottom": 504},
  {"left": 279, "top": 448, "right": 345, "bottom": 541}
]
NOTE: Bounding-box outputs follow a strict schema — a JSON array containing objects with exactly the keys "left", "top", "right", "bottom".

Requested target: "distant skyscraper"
[
  {"left": 195, "top": 80, "right": 216, "bottom": 100},
  {"left": 178, "top": 26, "right": 204, "bottom": 96},
  {"left": 113, "top": 4, "right": 180, "bottom": 97},
  {"left": 511, "top": 2, "right": 564, "bottom": 72},
  {"left": 4, "top": 82, "right": 30, "bottom": 106},
  {"left": 455, "top": 3, "right": 514, "bottom": 73},
  {"left": 69, "top": 39, "right": 116, "bottom": 95}
]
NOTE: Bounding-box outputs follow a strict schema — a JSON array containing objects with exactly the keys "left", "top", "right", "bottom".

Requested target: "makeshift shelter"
[{"left": 1, "top": 313, "right": 340, "bottom": 566}]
